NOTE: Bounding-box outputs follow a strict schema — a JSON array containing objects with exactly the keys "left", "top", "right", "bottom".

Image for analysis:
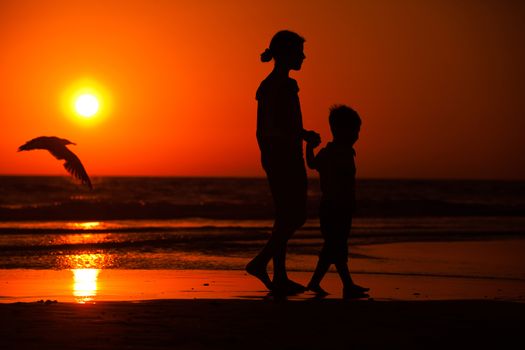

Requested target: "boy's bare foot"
[
  {"left": 342, "top": 286, "right": 369, "bottom": 300},
  {"left": 245, "top": 260, "right": 272, "bottom": 290},
  {"left": 307, "top": 283, "right": 329, "bottom": 297}
]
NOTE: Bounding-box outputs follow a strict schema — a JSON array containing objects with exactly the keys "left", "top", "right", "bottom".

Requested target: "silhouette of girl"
[{"left": 247, "top": 30, "right": 320, "bottom": 295}]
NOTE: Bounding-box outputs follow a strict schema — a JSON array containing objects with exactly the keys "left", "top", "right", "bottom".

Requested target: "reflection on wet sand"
[
  {"left": 72, "top": 269, "right": 100, "bottom": 303},
  {"left": 65, "top": 252, "right": 111, "bottom": 303},
  {"left": 1, "top": 267, "right": 524, "bottom": 303}
]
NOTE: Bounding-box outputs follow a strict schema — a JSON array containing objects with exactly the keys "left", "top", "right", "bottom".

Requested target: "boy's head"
[{"left": 328, "top": 105, "right": 361, "bottom": 144}]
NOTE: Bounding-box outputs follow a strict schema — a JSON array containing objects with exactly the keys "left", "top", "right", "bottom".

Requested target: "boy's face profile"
[
  {"left": 332, "top": 122, "right": 360, "bottom": 146},
  {"left": 350, "top": 127, "right": 360, "bottom": 145},
  {"left": 336, "top": 126, "right": 359, "bottom": 145}
]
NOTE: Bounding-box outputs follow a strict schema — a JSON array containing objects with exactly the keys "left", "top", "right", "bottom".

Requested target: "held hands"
[{"left": 303, "top": 130, "right": 321, "bottom": 147}]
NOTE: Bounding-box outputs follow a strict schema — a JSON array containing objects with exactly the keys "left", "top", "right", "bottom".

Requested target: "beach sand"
[{"left": 1, "top": 299, "right": 524, "bottom": 350}]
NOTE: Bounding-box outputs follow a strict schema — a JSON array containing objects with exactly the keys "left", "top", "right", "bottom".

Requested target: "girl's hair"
[{"left": 260, "top": 30, "right": 305, "bottom": 63}]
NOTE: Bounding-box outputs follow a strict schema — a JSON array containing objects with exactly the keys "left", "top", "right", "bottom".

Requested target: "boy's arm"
[
  {"left": 302, "top": 129, "right": 321, "bottom": 144},
  {"left": 306, "top": 142, "right": 319, "bottom": 170},
  {"left": 304, "top": 129, "right": 321, "bottom": 169}
]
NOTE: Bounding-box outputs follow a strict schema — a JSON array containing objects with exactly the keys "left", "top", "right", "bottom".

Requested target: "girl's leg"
[
  {"left": 336, "top": 262, "right": 370, "bottom": 298},
  {"left": 335, "top": 261, "right": 354, "bottom": 289},
  {"left": 246, "top": 222, "right": 296, "bottom": 291},
  {"left": 246, "top": 224, "right": 291, "bottom": 290},
  {"left": 248, "top": 159, "right": 307, "bottom": 293},
  {"left": 307, "top": 258, "right": 331, "bottom": 296}
]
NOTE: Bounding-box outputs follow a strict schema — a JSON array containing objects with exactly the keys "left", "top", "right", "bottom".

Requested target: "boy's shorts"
[{"left": 319, "top": 200, "right": 352, "bottom": 263}]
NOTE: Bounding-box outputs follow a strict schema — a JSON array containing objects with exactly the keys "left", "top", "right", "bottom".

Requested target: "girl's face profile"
[
  {"left": 277, "top": 42, "right": 305, "bottom": 71},
  {"left": 289, "top": 43, "right": 305, "bottom": 71}
]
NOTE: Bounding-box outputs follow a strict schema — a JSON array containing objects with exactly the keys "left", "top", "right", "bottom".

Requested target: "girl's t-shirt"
[{"left": 256, "top": 74, "right": 303, "bottom": 159}]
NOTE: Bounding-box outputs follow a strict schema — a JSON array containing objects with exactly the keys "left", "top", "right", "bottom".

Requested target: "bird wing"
[
  {"left": 18, "top": 137, "right": 52, "bottom": 151},
  {"left": 18, "top": 136, "right": 68, "bottom": 160},
  {"left": 62, "top": 148, "right": 93, "bottom": 190}
]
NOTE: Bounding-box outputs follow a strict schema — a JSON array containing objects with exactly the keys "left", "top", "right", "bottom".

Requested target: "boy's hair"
[{"left": 329, "top": 105, "right": 361, "bottom": 137}]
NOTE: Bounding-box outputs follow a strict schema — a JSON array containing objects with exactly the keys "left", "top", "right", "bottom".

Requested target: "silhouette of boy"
[{"left": 306, "top": 105, "right": 369, "bottom": 299}]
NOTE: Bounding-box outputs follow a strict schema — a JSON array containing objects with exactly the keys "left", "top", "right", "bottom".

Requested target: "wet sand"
[
  {"left": 2, "top": 269, "right": 525, "bottom": 303},
  {"left": 1, "top": 298, "right": 524, "bottom": 350}
]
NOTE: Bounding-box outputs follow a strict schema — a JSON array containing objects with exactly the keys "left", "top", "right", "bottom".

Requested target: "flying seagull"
[{"left": 18, "top": 136, "right": 93, "bottom": 190}]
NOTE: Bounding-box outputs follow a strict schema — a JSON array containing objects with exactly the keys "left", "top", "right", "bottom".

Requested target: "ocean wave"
[
  {"left": 1, "top": 177, "right": 525, "bottom": 221},
  {"left": 1, "top": 198, "right": 524, "bottom": 221},
  {"left": 0, "top": 217, "right": 523, "bottom": 254}
]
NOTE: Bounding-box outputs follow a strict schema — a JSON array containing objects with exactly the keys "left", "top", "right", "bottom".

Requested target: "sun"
[
  {"left": 62, "top": 78, "right": 112, "bottom": 125},
  {"left": 75, "top": 94, "right": 99, "bottom": 117}
]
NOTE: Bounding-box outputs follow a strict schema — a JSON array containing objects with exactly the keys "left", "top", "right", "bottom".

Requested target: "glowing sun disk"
[{"left": 75, "top": 94, "right": 99, "bottom": 117}]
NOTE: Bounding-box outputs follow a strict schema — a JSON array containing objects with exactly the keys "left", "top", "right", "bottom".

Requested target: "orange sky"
[{"left": 1, "top": 0, "right": 524, "bottom": 179}]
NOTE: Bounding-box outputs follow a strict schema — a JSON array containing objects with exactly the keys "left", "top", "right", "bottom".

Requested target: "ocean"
[{"left": 0, "top": 176, "right": 524, "bottom": 275}]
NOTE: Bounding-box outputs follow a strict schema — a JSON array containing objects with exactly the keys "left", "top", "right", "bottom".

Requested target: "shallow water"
[
  {"left": 1, "top": 177, "right": 524, "bottom": 302},
  {"left": 0, "top": 217, "right": 524, "bottom": 271}
]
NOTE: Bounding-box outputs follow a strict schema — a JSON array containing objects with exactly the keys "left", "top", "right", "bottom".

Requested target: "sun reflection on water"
[
  {"left": 58, "top": 252, "right": 114, "bottom": 269},
  {"left": 68, "top": 221, "right": 102, "bottom": 230}
]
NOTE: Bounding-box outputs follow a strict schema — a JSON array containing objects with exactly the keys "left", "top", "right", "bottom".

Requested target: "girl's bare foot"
[
  {"left": 271, "top": 279, "right": 307, "bottom": 296},
  {"left": 307, "top": 283, "right": 329, "bottom": 297},
  {"left": 245, "top": 260, "right": 272, "bottom": 290}
]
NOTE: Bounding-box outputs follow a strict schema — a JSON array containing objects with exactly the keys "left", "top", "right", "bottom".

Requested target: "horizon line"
[{"left": 0, "top": 174, "right": 524, "bottom": 182}]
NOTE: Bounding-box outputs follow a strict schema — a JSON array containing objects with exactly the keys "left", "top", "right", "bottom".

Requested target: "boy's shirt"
[{"left": 312, "top": 142, "right": 356, "bottom": 205}]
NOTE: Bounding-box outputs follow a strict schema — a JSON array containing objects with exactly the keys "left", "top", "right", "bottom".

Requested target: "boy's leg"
[{"left": 308, "top": 239, "right": 332, "bottom": 286}]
